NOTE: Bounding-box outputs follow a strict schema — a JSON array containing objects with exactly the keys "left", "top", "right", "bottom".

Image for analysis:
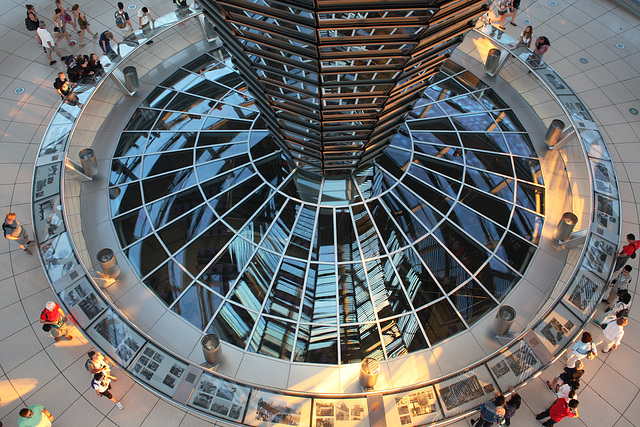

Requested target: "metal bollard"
[
  {"left": 97, "top": 248, "right": 120, "bottom": 278},
  {"left": 123, "top": 66, "right": 139, "bottom": 93},
  {"left": 359, "top": 357, "right": 380, "bottom": 389},
  {"left": 79, "top": 149, "right": 98, "bottom": 178},
  {"left": 492, "top": 305, "right": 516, "bottom": 336},
  {"left": 554, "top": 212, "right": 578, "bottom": 242},
  {"left": 485, "top": 48, "right": 501, "bottom": 74},
  {"left": 545, "top": 119, "right": 565, "bottom": 147},
  {"left": 201, "top": 333, "right": 222, "bottom": 365}
]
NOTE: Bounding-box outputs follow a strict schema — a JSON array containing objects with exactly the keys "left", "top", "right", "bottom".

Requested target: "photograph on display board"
[
  {"left": 595, "top": 194, "right": 619, "bottom": 235},
  {"left": 34, "top": 195, "right": 64, "bottom": 241},
  {"left": 59, "top": 277, "right": 107, "bottom": 327},
  {"left": 580, "top": 129, "right": 610, "bottom": 160},
  {"left": 531, "top": 304, "right": 579, "bottom": 353},
  {"left": 189, "top": 372, "right": 250, "bottom": 423},
  {"left": 582, "top": 235, "right": 616, "bottom": 279},
  {"left": 313, "top": 398, "right": 368, "bottom": 427},
  {"left": 591, "top": 159, "right": 618, "bottom": 197},
  {"left": 435, "top": 367, "right": 497, "bottom": 416},
  {"left": 131, "top": 343, "right": 188, "bottom": 396},
  {"left": 384, "top": 386, "right": 442, "bottom": 426},
  {"left": 39, "top": 233, "right": 79, "bottom": 282},
  {"left": 558, "top": 94, "right": 594, "bottom": 126},
  {"left": 244, "top": 390, "right": 311, "bottom": 427},
  {"left": 489, "top": 341, "right": 541, "bottom": 390},
  {"left": 564, "top": 270, "right": 605, "bottom": 319},
  {"left": 89, "top": 309, "right": 145, "bottom": 366},
  {"left": 33, "top": 163, "right": 61, "bottom": 201}
]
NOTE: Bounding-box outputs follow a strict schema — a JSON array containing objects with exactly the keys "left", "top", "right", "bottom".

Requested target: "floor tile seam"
[
  {"left": 0, "top": 358, "right": 31, "bottom": 411},
  {"left": 138, "top": 398, "right": 189, "bottom": 426},
  {"left": 583, "top": 381, "right": 631, "bottom": 418}
]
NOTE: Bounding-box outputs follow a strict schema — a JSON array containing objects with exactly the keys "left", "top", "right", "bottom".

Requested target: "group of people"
[{"left": 26, "top": 1, "right": 182, "bottom": 67}]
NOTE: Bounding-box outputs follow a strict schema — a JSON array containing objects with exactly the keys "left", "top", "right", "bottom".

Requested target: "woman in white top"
[{"left": 516, "top": 25, "right": 533, "bottom": 48}]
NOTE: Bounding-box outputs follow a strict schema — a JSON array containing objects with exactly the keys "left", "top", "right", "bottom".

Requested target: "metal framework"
[{"left": 199, "top": 0, "right": 489, "bottom": 174}]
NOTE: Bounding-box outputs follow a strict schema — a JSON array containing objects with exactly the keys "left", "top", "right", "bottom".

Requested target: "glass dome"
[{"left": 109, "top": 48, "right": 545, "bottom": 365}]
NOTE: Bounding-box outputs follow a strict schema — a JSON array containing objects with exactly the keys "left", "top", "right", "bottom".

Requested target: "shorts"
[
  {"left": 53, "top": 26, "right": 66, "bottom": 34},
  {"left": 498, "top": 9, "right": 507, "bottom": 15},
  {"left": 99, "top": 384, "right": 113, "bottom": 399}
]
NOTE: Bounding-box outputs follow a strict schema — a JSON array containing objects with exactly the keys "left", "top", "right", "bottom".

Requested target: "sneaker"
[
  {"left": 601, "top": 299, "right": 609, "bottom": 304},
  {"left": 116, "top": 402, "right": 123, "bottom": 410},
  {"left": 26, "top": 240, "right": 34, "bottom": 245},
  {"left": 510, "top": 22, "right": 517, "bottom": 26},
  {"left": 498, "top": 26, "right": 505, "bottom": 30},
  {"left": 24, "top": 248, "right": 32, "bottom": 255},
  {"left": 546, "top": 381, "right": 553, "bottom": 391},
  {"left": 93, "top": 32, "right": 98, "bottom": 39},
  {"left": 80, "top": 42, "right": 86, "bottom": 46},
  {"left": 55, "top": 337, "right": 61, "bottom": 343},
  {"left": 66, "top": 334, "right": 73, "bottom": 340},
  {"left": 77, "top": 30, "right": 82, "bottom": 34},
  {"left": 594, "top": 320, "right": 601, "bottom": 325},
  {"left": 535, "top": 414, "right": 545, "bottom": 420},
  {"left": 604, "top": 307, "right": 611, "bottom": 313},
  {"left": 50, "top": 60, "right": 57, "bottom": 65},
  {"left": 69, "top": 41, "right": 77, "bottom": 46}
]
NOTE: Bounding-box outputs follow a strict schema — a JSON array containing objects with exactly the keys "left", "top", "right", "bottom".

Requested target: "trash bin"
[
  {"left": 97, "top": 248, "right": 120, "bottom": 278},
  {"left": 123, "top": 66, "right": 139, "bottom": 92},
  {"left": 545, "top": 119, "right": 565, "bottom": 147},
  {"left": 359, "top": 357, "right": 380, "bottom": 389},
  {"left": 485, "top": 48, "right": 501, "bottom": 74},
  {"left": 201, "top": 333, "right": 222, "bottom": 365},
  {"left": 554, "top": 212, "right": 578, "bottom": 241},
  {"left": 492, "top": 305, "right": 516, "bottom": 336},
  {"left": 79, "top": 148, "right": 98, "bottom": 178}
]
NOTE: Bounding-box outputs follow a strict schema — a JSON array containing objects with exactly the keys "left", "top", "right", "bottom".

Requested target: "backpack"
[
  {"left": 2, "top": 222, "right": 14, "bottom": 238},
  {"left": 25, "top": 16, "right": 39, "bottom": 31},
  {"left": 115, "top": 10, "right": 126, "bottom": 29},
  {"left": 85, "top": 359, "right": 94, "bottom": 372}
]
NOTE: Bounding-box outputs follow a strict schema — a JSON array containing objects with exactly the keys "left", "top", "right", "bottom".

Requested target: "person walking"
[
  {"left": 547, "top": 359, "right": 584, "bottom": 393},
  {"left": 71, "top": 4, "right": 98, "bottom": 46},
  {"left": 18, "top": 405, "right": 53, "bottom": 427},
  {"left": 86, "top": 350, "right": 117, "bottom": 380},
  {"left": 601, "top": 316, "right": 627, "bottom": 353},
  {"left": 91, "top": 372, "right": 124, "bottom": 409},
  {"left": 36, "top": 21, "right": 64, "bottom": 65},
  {"left": 535, "top": 398, "right": 579, "bottom": 426},
  {"left": 603, "top": 265, "right": 632, "bottom": 308},
  {"left": 614, "top": 233, "right": 640, "bottom": 271},
  {"left": 115, "top": 2, "right": 135, "bottom": 33},
  {"left": 470, "top": 395, "right": 506, "bottom": 427},
  {"left": 53, "top": 8, "right": 76, "bottom": 47},
  {"left": 495, "top": 0, "right": 511, "bottom": 30},
  {"left": 55, "top": 0, "right": 80, "bottom": 33},
  {"left": 3, "top": 212, "right": 34, "bottom": 254},
  {"left": 26, "top": 5, "right": 41, "bottom": 42},
  {"left": 508, "top": 0, "right": 521, "bottom": 26},
  {"left": 564, "top": 332, "right": 596, "bottom": 369},
  {"left": 40, "top": 301, "right": 74, "bottom": 343}
]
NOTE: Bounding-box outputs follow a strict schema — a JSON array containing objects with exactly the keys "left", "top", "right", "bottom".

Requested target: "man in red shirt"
[
  {"left": 535, "top": 398, "right": 579, "bottom": 426},
  {"left": 40, "top": 301, "right": 73, "bottom": 343},
  {"left": 614, "top": 233, "right": 640, "bottom": 271}
]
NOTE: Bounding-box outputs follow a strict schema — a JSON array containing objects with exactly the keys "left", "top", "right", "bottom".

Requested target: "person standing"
[
  {"left": 138, "top": 6, "right": 156, "bottom": 42},
  {"left": 614, "top": 233, "right": 640, "bottom": 271},
  {"left": 99, "top": 31, "right": 118, "bottom": 55},
  {"left": 535, "top": 399, "right": 579, "bottom": 426},
  {"left": 495, "top": 0, "right": 511, "bottom": 30},
  {"left": 547, "top": 359, "right": 584, "bottom": 393},
  {"left": 115, "top": 2, "right": 134, "bottom": 33},
  {"left": 40, "top": 301, "right": 74, "bottom": 343},
  {"left": 564, "top": 332, "right": 596, "bottom": 369},
  {"left": 3, "top": 212, "right": 34, "bottom": 254},
  {"left": 603, "top": 265, "right": 632, "bottom": 308},
  {"left": 18, "top": 405, "right": 53, "bottom": 427},
  {"left": 503, "top": 393, "right": 521, "bottom": 426},
  {"left": 470, "top": 395, "right": 506, "bottom": 427},
  {"left": 601, "top": 316, "right": 627, "bottom": 353},
  {"left": 595, "top": 292, "right": 630, "bottom": 326},
  {"left": 91, "top": 372, "right": 124, "bottom": 409},
  {"left": 528, "top": 36, "right": 550, "bottom": 67},
  {"left": 71, "top": 4, "right": 98, "bottom": 46},
  {"left": 515, "top": 25, "right": 533, "bottom": 49}
]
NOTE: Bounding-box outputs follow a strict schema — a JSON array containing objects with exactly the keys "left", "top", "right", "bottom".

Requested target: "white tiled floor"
[{"left": 0, "top": 0, "right": 639, "bottom": 426}]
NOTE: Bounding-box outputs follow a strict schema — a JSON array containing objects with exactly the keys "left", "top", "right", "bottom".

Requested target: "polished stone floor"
[{"left": 0, "top": 0, "right": 639, "bottom": 426}]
